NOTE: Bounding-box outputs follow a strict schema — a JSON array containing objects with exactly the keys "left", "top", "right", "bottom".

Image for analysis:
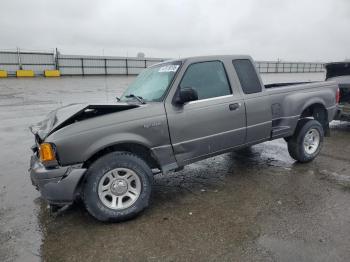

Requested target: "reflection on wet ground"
[{"left": 1, "top": 76, "right": 350, "bottom": 261}]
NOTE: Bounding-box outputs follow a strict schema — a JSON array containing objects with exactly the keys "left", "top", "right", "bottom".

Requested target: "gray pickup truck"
[{"left": 29, "top": 55, "right": 339, "bottom": 222}]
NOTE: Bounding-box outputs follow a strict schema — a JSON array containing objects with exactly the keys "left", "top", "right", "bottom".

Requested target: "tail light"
[{"left": 336, "top": 88, "right": 340, "bottom": 104}]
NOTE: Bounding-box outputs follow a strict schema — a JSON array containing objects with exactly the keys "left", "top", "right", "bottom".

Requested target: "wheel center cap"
[
  {"left": 307, "top": 137, "right": 314, "bottom": 144},
  {"left": 110, "top": 179, "right": 128, "bottom": 195}
]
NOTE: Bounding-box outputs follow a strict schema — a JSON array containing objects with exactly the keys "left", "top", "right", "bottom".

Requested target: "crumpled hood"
[{"left": 29, "top": 103, "right": 139, "bottom": 141}]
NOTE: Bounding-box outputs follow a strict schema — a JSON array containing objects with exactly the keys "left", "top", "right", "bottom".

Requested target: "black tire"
[
  {"left": 287, "top": 119, "right": 324, "bottom": 163},
  {"left": 83, "top": 151, "right": 153, "bottom": 222}
]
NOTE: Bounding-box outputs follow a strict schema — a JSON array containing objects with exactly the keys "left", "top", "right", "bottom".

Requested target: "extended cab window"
[
  {"left": 180, "top": 61, "right": 231, "bottom": 100},
  {"left": 233, "top": 59, "right": 262, "bottom": 94}
]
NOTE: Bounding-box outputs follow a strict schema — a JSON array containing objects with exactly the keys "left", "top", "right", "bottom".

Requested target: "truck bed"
[{"left": 263, "top": 81, "right": 338, "bottom": 139}]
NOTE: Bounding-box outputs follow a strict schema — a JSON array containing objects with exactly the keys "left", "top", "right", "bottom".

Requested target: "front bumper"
[{"left": 29, "top": 154, "right": 87, "bottom": 205}]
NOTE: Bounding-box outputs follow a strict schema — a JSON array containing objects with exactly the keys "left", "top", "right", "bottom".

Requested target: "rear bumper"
[{"left": 29, "top": 155, "right": 86, "bottom": 205}]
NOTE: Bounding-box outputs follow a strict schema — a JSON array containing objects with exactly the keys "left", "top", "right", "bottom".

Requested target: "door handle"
[{"left": 229, "top": 103, "right": 241, "bottom": 111}]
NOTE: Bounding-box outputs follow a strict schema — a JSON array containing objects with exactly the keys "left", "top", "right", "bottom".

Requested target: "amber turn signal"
[{"left": 39, "top": 143, "right": 56, "bottom": 162}]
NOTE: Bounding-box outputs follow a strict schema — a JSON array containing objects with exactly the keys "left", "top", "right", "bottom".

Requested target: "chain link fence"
[{"left": 0, "top": 49, "right": 325, "bottom": 76}]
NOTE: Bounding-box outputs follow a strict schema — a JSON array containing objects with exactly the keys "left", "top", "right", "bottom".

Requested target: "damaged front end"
[
  {"left": 28, "top": 102, "right": 139, "bottom": 205},
  {"left": 30, "top": 103, "right": 139, "bottom": 141}
]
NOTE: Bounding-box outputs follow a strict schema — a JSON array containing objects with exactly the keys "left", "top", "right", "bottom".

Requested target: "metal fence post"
[
  {"left": 55, "top": 48, "right": 59, "bottom": 70},
  {"left": 126, "top": 59, "right": 128, "bottom": 75},
  {"left": 144, "top": 59, "right": 147, "bottom": 68},
  {"left": 104, "top": 59, "right": 107, "bottom": 75},
  {"left": 17, "top": 47, "right": 22, "bottom": 70},
  {"left": 81, "top": 58, "right": 84, "bottom": 75}
]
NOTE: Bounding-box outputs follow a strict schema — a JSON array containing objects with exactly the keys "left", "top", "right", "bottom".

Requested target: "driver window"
[{"left": 180, "top": 61, "right": 232, "bottom": 100}]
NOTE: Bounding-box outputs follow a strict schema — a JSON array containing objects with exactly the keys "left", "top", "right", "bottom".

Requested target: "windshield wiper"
[{"left": 125, "top": 94, "right": 146, "bottom": 104}]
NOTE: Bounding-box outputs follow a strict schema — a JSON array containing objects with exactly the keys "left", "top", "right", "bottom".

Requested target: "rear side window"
[
  {"left": 233, "top": 59, "right": 262, "bottom": 94},
  {"left": 180, "top": 61, "right": 231, "bottom": 100}
]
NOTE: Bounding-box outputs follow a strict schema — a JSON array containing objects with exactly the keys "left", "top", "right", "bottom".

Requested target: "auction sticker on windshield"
[{"left": 158, "top": 65, "right": 179, "bottom": 72}]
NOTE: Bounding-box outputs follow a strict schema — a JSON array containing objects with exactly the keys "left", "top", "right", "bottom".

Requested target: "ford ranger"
[{"left": 29, "top": 55, "right": 339, "bottom": 222}]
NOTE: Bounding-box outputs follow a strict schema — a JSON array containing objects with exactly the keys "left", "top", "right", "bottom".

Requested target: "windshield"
[{"left": 120, "top": 61, "right": 182, "bottom": 102}]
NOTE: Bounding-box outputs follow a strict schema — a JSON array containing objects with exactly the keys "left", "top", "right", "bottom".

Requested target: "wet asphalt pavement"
[{"left": 1, "top": 75, "right": 350, "bottom": 262}]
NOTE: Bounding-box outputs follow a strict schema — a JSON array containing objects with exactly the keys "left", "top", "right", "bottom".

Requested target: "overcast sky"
[{"left": 0, "top": 0, "right": 349, "bottom": 61}]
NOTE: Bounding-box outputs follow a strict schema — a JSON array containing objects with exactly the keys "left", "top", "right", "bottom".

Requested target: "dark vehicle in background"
[
  {"left": 325, "top": 62, "right": 350, "bottom": 121},
  {"left": 29, "top": 55, "right": 339, "bottom": 222}
]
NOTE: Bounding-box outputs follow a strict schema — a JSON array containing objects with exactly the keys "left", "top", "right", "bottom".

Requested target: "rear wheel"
[
  {"left": 83, "top": 152, "right": 153, "bottom": 222},
  {"left": 287, "top": 119, "right": 324, "bottom": 163}
]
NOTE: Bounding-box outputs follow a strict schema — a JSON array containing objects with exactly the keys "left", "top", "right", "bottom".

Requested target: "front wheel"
[
  {"left": 287, "top": 119, "right": 324, "bottom": 163},
  {"left": 83, "top": 152, "right": 153, "bottom": 222}
]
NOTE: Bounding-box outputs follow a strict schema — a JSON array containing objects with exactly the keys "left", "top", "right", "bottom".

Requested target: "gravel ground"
[{"left": 1, "top": 74, "right": 350, "bottom": 262}]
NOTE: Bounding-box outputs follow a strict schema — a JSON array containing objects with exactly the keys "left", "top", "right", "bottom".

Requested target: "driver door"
[{"left": 165, "top": 60, "right": 246, "bottom": 165}]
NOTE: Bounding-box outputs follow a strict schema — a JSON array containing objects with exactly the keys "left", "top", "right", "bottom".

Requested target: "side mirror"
[{"left": 177, "top": 87, "right": 198, "bottom": 105}]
